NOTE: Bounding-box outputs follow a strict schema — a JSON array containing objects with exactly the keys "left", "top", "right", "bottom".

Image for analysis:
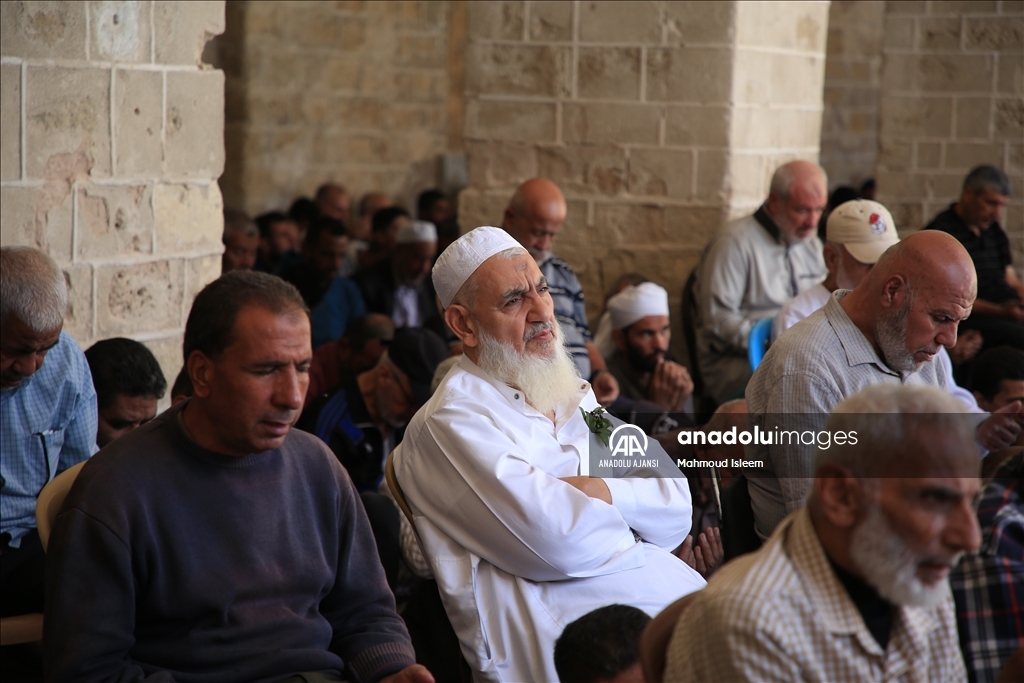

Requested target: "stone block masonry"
[{"left": 1, "top": 0, "right": 227, "bottom": 395}]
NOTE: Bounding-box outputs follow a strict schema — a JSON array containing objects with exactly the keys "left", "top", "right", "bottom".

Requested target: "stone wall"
[
  {"left": 0, "top": 0, "right": 226, "bottom": 391},
  {"left": 218, "top": 0, "right": 463, "bottom": 216},
  {"left": 820, "top": 0, "right": 885, "bottom": 189},
  {"left": 459, "top": 0, "right": 829, "bottom": 361},
  {"left": 877, "top": 0, "right": 1023, "bottom": 269}
]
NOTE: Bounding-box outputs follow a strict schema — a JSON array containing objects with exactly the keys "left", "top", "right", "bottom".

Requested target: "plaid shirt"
[
  {"left": 537, "top": 253, "right": 592, "bottom": 379},
  {"left": 951, "top": 455, "right": 1024, "bottom": 683},
  {"left": 665, "top": 509, "right": 967, "bottom": 682},
  {"left": 0, "top": 332, "right": 97, "bottom": 547}
]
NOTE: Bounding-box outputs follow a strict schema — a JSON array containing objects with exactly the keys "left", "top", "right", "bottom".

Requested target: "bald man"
[
  {"left": 745, "top": 231, "right": 1023, "bottom": 539},
  {"left": 315, "top": 183, "right": 352, "bottom": 225},
  {"left": 502, "top": 178, "right": 620, "bottom": 405},
  {"left": 695, "top": 160, "right": 828, "bottom": 404}
]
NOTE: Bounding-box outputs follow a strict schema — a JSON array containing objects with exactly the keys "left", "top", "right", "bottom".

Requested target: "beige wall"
[
  {"left": 820, "top": 0, "right": 885, "bottom": 190},
  {"left": 0, "top": 0, "right": 226, "bottom": 389},
  {"left": 218, "top": 0, "right": 465, "bottom": 216},
  {"left": 877, "top": 0, "right": 1023, "bottom": 268}
]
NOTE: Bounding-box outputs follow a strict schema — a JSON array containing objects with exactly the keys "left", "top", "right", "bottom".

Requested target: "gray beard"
[
  {"left": 875, "top": 300, "right": 920, "bottom": 374},
  {"left": 476, "top": 321, "right": 583, "bottom": 416}
]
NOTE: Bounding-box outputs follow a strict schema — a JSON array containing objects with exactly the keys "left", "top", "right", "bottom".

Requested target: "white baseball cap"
[{"left": 826, "top": 200, "right": 899, "bottom": 265}]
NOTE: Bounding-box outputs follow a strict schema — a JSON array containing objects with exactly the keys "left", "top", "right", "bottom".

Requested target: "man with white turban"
[
  {"left": 392, "top": 227, "right": 705, "bottom": 683},
  {"left": 606, "top": 282, "right": 694, "bottom": 416}
]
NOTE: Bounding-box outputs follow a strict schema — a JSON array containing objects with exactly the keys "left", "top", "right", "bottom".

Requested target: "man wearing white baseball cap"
[{"left": 392, "top": 227, "right": 704, "bottom": 683}]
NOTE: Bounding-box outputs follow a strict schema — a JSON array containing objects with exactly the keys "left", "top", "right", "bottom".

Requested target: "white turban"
[
  {"left": 607, "top": 282, "right": 670, "bottom": 330},
  {"left": 396, "top": 220, "right": 437, "bottom": 244},
  {"left": 432, "top": 226, "right": 524, "bottom": 309}
]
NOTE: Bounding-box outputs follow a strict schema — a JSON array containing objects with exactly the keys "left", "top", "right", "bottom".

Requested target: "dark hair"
[
  {"left": 288, "top": 197, "right": 319, "bottom": 225},
  {"left": 858, "top": 178, "right": 876, "bottom": 196},
  {"left": 305, "top": 216, "right": 348, "bottom": 247},
  {"left": 171, "top": 366, "right": 194, "bottom": 400},
  {"left": 183, "top": 270, "right": 309, "bottom": 361},
  {"left": 372, "top": 206, "right": 410, "bottom": 235},
  {"left": 85, "top": 338, "right": 167, "bottom": 409},
  {"left": 964, "top": 165, "right": 1011, "bottom": 197},
  {"left": 553, "top": 604, "right": 650, "bottom": 683},
  {"left": 971, "top": 346, "right": 1024, "bottom": 401},
  {"left": 255, "top": 211, "right": 290, "bottom": 239},
  {"left": 345, "top": 314, "right": 394, "bottom": 349},
  {"left": 417, "top": 189, "right": 448, "bottom": 216}
]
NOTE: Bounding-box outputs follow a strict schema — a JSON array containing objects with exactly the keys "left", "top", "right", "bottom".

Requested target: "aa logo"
[{"left": 610, "top": 424, "right": 648, "bottom": 458}]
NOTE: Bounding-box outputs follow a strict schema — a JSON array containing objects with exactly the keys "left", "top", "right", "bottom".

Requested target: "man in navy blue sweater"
[{"left": 44, "top": 271, "right": 432, "bottom": 683}]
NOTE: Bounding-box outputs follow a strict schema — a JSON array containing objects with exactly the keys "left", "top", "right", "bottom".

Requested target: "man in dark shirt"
[{"left": 926, "top": 165, "right": 1023, "bottom": 350}]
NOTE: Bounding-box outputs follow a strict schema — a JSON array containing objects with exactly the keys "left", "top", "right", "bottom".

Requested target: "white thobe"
[{"left": 393, "top": 356, "right": 704, "bottom": 683}]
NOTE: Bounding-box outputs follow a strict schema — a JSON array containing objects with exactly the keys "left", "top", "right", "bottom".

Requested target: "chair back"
[
  {"left": 36, "top": 460, "right": 86, "bottom": 551},
  {"left": 720, "top": 473, "right": 763, "bottom": 562},
  {"left": 747, "top": 318, "right": 773, "bottom": 371},
  {"left": 384, "top": 451, "right": 415, "bottom": 527}
]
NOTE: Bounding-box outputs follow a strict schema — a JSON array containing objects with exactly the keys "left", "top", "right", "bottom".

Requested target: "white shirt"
[
  {"left": 393, "top": 356, "right": 704, "bottom": 683},
  {"left": 392, "top": 284, "right": 421, "bottom": 328}
]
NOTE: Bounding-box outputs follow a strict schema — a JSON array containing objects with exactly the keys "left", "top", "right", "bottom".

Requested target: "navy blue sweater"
[{"left": 44, "top": 402, "right": 414, "bottom": 683}]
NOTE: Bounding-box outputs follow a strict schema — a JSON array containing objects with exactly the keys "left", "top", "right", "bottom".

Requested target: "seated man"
[
  {"left": 221, "top": 209, "right": 259, "bottom": 273},
  {"left": 417, "top": 189, "right": 454, "bottom": 227},
  {"left": 746, "top": 231, "right": 1023, "bottom": 539},
  {"left": 1, "top": 247, "right": 97, "bottom": 619},
  {"left": 85, "top": 337, "right": 167, "bottom": 448},
  {"left": 393, "top": 227, "right": 704, "bottom": 683},
  {"left": 254, "top": 210, "right": 301, "bottom": 274},
  {"left": 926, "top": 165, "right": 1023, "bottom": 350},
  {"left": 972, "top": 346, "right": 1024, "bottom": 415},
  {"left": 45, "top": 271, "right": 430, "bottom": 683},
  {"left": 663, "top": 384, "right": 981, "bottom": 681},
  {"left": 554, "top": 604, "right": 649, "bottom": 683},
  {"left": 695, "top": 160, "right": 827, "bottom": 403},
  {"left": 604, "top": 282, "right": 694, "bottom": 432},
  {"left": 315, "top": 182, "right": 352, "bottom": 225},
  {"left": 362, "top": 206, "right": 411, "bottom": 270},
  {"left": 350, "top": 192, "right": 393, "bottom": 272},
  {"left": 307, "top": 313, "right": 395, "bottom": 401},
  {"left": 300, "top": 327, "right": 448, "bottom": 491}
]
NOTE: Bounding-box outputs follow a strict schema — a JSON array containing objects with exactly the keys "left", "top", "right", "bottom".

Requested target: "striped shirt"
[
  {"left": 665, "top": 509, "right": 968, "bottom": 682},
  {"left": 538, "top": 253, "right": 592, "bottom": 379},
  {"left": 1, "top": 332, "right": 97, "bottom": 547},
  {"left": 745, "top": 291, "right": 946, "bottom": 538}
]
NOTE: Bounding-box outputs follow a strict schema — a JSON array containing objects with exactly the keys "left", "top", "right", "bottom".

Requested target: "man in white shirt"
[{"left": 392, "top": 227, "right": 704, "bottom": 683}]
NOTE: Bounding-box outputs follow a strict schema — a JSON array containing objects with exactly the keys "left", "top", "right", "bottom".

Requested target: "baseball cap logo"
[{"left": 869, "top": 212, "right": 886, "bottom": 235}]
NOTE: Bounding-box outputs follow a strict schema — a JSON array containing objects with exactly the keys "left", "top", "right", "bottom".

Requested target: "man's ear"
[
  {"left": 813, "top": 463, "right": 865, "bottom": 530},
  {"left": 612, "top": 328, "right": 626, "bottom": 352},
  {"left": 444, "top": 304, "right": 478, "bottom": 349},
  {"left": 766, "top": 191, "right": 781, "bottom": 217},
  {"left": 186, "top": 350, "right": 214, "bottom": 399},
  {"left": 823, "top": 243, "right": 841, "bottom": 274},
  {"left": 879, "top": 274, "right": 907, "bottom": 309}
]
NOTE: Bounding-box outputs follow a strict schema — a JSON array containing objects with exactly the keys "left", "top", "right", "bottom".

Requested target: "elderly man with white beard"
[
  {"left": 391, "top": 227, "right": 704, "bottom": 683},
  {"left": 659, "top": 384, "right": 981, "bottom": 682}
]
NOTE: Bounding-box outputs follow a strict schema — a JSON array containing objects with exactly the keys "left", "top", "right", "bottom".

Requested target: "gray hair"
[
  {"left": 223, "top": 209, "right": 257, "bottom": 242},
  {"left": 814, "top": 384, "right": 973, "bottom": 477},
  {"left": 769, "top": 161, "right": 828, "bottom": 201},
  {"left": 451, "top": 246, "right": 528, "bottom": 310},
  {"left": 963, "top": 165, "right": 1011, "bottom": 197},
  {"left": 0, "top": 246, "right": 68, "bottom": 333}
]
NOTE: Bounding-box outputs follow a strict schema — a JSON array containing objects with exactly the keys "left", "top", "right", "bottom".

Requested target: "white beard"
[
  {"left": 849, "top": 501, "right": 960, "bottom": 609},
  {"left": 875, "top": 299, "right": 921, "bottom": 374},
  {"left": 476, "top": 320, "right": 583, "bottom": 416}
]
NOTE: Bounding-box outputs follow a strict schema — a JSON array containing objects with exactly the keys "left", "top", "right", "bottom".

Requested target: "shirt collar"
[
  {"left": 822, "top": 291, "right": 900, "bottom": 378},
  {"left": 753, "top": 204, "right": 783, "bottom": 244}
]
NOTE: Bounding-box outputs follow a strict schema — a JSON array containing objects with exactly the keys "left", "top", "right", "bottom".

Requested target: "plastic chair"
[
  {"left": 747, "top": 318, "right": 773, "bottom": 372},
  {"left": 36, "top": 460, "right": 86, "bottom": 550}
]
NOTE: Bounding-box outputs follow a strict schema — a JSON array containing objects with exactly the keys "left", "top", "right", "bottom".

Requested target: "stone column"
[
  {"left": 1, "top": 0, "right": 226, "bottom": 389},
  {"left": 459, "top": 0, "right": 829, "bottom": 360},
  {"left": 877, "top": 0, "right": 1023, "bottom": 256}
]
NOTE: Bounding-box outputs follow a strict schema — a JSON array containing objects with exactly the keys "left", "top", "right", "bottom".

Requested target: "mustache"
[{"left": 523, "top": 321, "right": 555, "bottom": 343}]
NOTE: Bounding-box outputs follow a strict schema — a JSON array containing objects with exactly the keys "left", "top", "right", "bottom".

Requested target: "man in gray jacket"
[{"left": 695, "top": 160, "right": 827, "bottom": 404}]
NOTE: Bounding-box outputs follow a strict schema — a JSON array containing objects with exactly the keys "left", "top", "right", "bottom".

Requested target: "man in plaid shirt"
[{"left": 951, "top": 451, "right": 1024, "bottom": 683}]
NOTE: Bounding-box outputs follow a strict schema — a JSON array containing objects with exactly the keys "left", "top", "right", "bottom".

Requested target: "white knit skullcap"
[
  {"left": 432, "top": 226, "right": 524, "bottom": 309},
  {"left": 607, "top": 282, "right": 670, "bottom": 330},
  {"left": 396, "top": 220, "right": 437, "bottom": 244}
]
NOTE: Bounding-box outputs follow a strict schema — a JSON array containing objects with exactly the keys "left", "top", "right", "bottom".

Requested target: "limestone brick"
[
  {"left": 186, "top": 253, "right": 222, "bottom": 307},
  {"left": 96, "top": 259, "right": 185, "bottom": 337},
  {"left": 916, "top": 142, "right": 942, "bottom": 168},
  {"left": 626, "top": 148, "right": 693, "bottom": 199},
  {"left": 881, "top": 97, "right": 953, "bottom": 137},
  {"left": 884, "top": 15, "right": 915, "bottom": 49},
  {"left": 878, "top": 140, "right": 914, "bottom": 171},
  {"left": 0, "top": 1, "right": 87, "bottom": 60},
  {"left": 153, "top": 183, "right": 223, "bottom": 252},
  {"left": 965, "top": 17, "right": 1024, "bottom": 51},
  {"left": 456, "top": 188, "right": 510, "bottom": 232},
  {"left": 140, "top": 334, "right": 183, "bottom": 403},
  {"left": 886, "top": 2, "right": 927, "bottom": 15},
  {"left": 931, "top": 1, "right": 997, "bottom": 14},
  {"left": 994, "top": 98, "right": 1024, "bottom": 138},
  {"left": 578, "top": 1, "right": 661, "bottom": 44},
  {"left": 997, "top": 54, "right": 1024, "bottom": 94},
  {"left": 114, "top": 69, "right": 162, "bottom": 177},
  {"left": 918, "top": 17, "right": 962, "bottom": 50},
  {"left": 465, "top": 140, "right": 538, "bottom": 189},
  {"left": 537, "top": 145, "right": 627, "bottom": 197},
  {"left": 25, "top": 67, "right": 111, "bottom": 180},
  {"left": 944, "top": 142, "right": 1007, "bottom": 169},
  {"left": 647, "top": 48, "right": 733, "bottom": 104},
  {"left": 663, "top": 2, "right": 735, "bottom": 46},
  {"left": 735, "top": 1, "right": 829, "bottom": 53},
  {"left": 883, "top": 54, "right": 995, "bottom": 94},
  {"left": 0, "top": 183, "right": 73, "bottom": 261},
  {"left": 165, "top": 70, "right": 225, "bottom": 178},
  {"left": 563, "top": 103, "right": 660, "bottom": 145},
  {"left": 886, "top": 203, "right": 923, "bottom": 233},
  {"left": 956, "top": 98, "right": 993, "bottom": 139},
  {"left": 1, "top": 65, "right": 20, "bottom": 181},
  {"left": 153, "top": 0, "right": 225, "bottom": 65},
  {"left": 90, "top": 1, "right": 151, "bottom": 63},
  {"left": 768, "top": 53, "right": 827, "bottom": 106},
  {"left": 665, "top": 105, "right": 730, "bottom": 147},
  {"left": 61, "top": 264, "right": 93, "bottom": 343},
  {"left": 465, "top": 43, "right": 570, "bottom": 98},
  {"left": 75, "top": 183, "right": 154, "bottom": 260},
  {"left": 695, "top": 151, "right": 730, "bottom": 201},
  {"left": 466, "top": 100, "right": 556, "bottom": 142},
  {"left": 529, "top": 1, "right": 573, "bottom": 42},
  {"left": 577, "top": 48, "right": 640, "bottom": 100},
  {"left": 467, "top": 1, "right": 523, "bottom": 41}
]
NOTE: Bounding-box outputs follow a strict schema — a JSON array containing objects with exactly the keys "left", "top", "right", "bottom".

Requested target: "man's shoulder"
[
  {"left": 923, "top": 206, "right": 963, "bottom": 234},
  {"left": 539, "top": 254, "right": 580, "bottom": 283}
]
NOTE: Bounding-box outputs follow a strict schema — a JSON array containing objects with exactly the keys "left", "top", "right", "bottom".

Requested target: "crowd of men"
[{"left": 1, "top": 162, "right": 1021, "bottom": 683}]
